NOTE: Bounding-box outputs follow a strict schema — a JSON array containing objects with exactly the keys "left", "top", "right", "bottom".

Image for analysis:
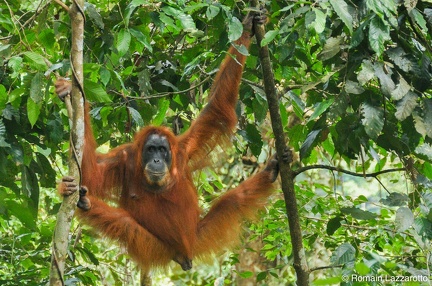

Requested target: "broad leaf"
[
  {"left": 368, "top": 16, "right": 390, "bottom": 56},
  {"left": 116, "top": 29, "right": 131, "bottom": 57},
  {"left": 380, "top": 192, "right": 409, "bottom": 206},
  {"left": 395, "top": 91, "right": 418, "bottom": 121},
  {"left": 152, "top": 99, "right": 169, "bottom": 126},
  {"left": 395, "top": 207, "right": 414, "bottom": 232},
  {"left": 341, "top": 207, "right": 377, "bottom": 220},
  {"left": 329, "top": 0, "right": 353, "bottom": 33},
  {"left": 30, "top": 72, "right": 44, "bottom": 104},
  {"left": 300, "top": 129, "right": 321, "bottom": 159},
  {"left": 391, "top": 76, "right": 410, "bottom": 100},
  {"left": 228, "top": 16, "right": 243, "bottom": 42},
  {"left": 84, "top": 80, "right": 111, "bottom": 103},
  {"left": 27, "top": 97, "right": 41, "bottom": 127},
  {"left": 127, "top": 106, "right": 144, "bottom": 127},
  {"left": 23, "top": 51, "right": 47, "bottom": 70},
  {"left": 361, "top": 103, "right": 384, "bottom": 139},
  {"left": 331, "top": 243, "right": 356, "bottom": 265},
  {"left": 261, "top": 30, "right": 279, "bottom": 47},
  {"left": 319, "top": 36, "right": 342, "bottom": 60}
]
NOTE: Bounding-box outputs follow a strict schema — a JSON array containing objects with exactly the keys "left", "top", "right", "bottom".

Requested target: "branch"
[
  {"left": 49, "top": 0, "right": 85, "bottom": 284},
  {"left": 294, "top": 165, "right": 405, "bottom": 178},
  {"left": 249, "top": 1, "right": 310, "bottom": 285},
  {"left": 52, "top": 0, "right": 70, "bottom": 12}
]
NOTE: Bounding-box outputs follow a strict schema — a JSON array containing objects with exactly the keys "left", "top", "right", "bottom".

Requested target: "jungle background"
[{"left": 1, "top": 0, "right": 432, "bottom": 285}]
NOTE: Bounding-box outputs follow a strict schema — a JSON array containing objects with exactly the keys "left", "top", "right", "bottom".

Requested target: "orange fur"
[{"left": 64, "top": 13, "right": 276, "bottom": 271}]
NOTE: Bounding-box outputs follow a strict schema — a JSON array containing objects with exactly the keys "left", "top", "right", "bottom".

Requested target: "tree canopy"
[{"left": 1, "top": 0, "right": 432, "bottom": 285}]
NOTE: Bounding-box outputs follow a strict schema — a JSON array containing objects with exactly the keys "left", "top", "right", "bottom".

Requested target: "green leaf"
[
  {"left": 130, "top": 28, "right": 152, "bottom": 52},
  {"left": 228, "top": 16, "right": 243, "bottom": 42},
  {"left": 256, "top": 271, "right": 267, "bottom": 282},
  {"left": 206, "top": 5, "right": 220, "bottom": 20},
  {"left": 380, "top": 192, "right": 409, "bottom": 206},
  {"left": 311, "top": 8, "right": 326, "bottom": 34},
  {"left": 0, "top": 120, "right": 10, "bottom": 147},
  {"left": 415, "top": 143, "right": 432, "bottom": 161},
  {"left": 116, "top": 29, "right": 131, "bottom": 57},
  {"left": 373, "top": 62, "right": 395, "bottom": 96},
  {"left": 357, "top": 60, "right": 375, "bottom": 85},
  {"left": 395, "top": 91, "right": 418, "bottom": 121},
  {"left": 127, "top": 106, "right": 144, "bottom": 127},
  {"left": 163, "top": 6, "right": 197, "bottom": 33},
  {"left": 261, "top": 30, "right": 279, "bottom": 47},
  {"left": 329, "top": 0, "right": 353, "bottom": 33},
  {"left": 152, "top": 99, "right": 169, "bottom": 126},
  {"left": 23, "top": 51, "right": 47, "bottom": 70},
  {"left": 414, "top": 217, "right": 432, "bottom": 239},
  {"left": 422, "top": 99, "right": 432, "bottom": 138},
  {"left": 7, "top": 56, "right": 23, "bottom": 78},
  {"left": 5, "top": 200, "right": 37, "bottom": 230},
  {"left": 27, "top": 97, "right": 41, "bottom": 127},
  {"left": 330, "top": 242, "right": 356, "bottom": 265},
  {"left": 368, "top": 16, "right": 390, "bottom": 56},
  {"left": 125, "top": 0, "right": 147, "bottom": 26},
  {"left": 341, "top": 207, "right": 377, "bottom": 220},
  {"left": 390, "top": 77, "right": 410, "bottom": 100},
  {"left": 239, "top": 271, "right": 253, "bottom": 278},
  {"left": 319, "top": 37, "right": 342, "bottom": 60},
  {"left": 395, "top": 207, "right": 414, "bottom": 232},
  {"left": 300, "top": 129, "right": 321, "bottom": 160},
  {"left": 361, "top": 103, "right": 384, "bottom": 139},
  {"left": 409, "top": 9, "right": 428, "bottom": 34},
  {"left": 85, "top": 3, "right": 104, "bottom": 29},
  {"left": 345, "top": 80, "right": 365, "bottom": 94},
  {"left": 84, "top": 79, "right": 111, "bottom": 103},
  {"left": 244, "top": 124, "right": 263, "bottom": 157},
  {"left": 30, "top": 72, "right": 44, "bottom": 104},
  {"left": 0, "top": 84, "right": 6, "bottom": 110},
  {"left": 327, "top": 216, "right": 343, "bottom": 235},
  {"left": 309, "top": 99, "right": 334, "bottom": 122}
]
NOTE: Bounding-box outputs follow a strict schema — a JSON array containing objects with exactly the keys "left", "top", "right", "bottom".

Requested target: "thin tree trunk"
[
  {"left": 49, "top": 0, "right": 85, "bottom": 284},
  {"left": 249, "top": 1, "right": 310, "bottom": 285}
]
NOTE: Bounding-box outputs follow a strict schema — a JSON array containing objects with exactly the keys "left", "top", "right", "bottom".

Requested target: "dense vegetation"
[{"left": 1, "top": 0, "right": 432, "bottom": 285}]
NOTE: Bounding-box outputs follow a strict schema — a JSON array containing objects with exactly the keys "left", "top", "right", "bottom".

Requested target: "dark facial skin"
[{"left": 142, "top": 134, "right": 172, "bottom": 189}]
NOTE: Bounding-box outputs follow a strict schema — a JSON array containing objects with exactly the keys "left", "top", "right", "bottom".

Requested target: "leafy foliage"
[{"left": 1, "top": 0, "right": 432, "bottom": 284}]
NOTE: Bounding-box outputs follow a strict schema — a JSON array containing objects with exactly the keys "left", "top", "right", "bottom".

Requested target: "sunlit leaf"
[
  {"left": 228, "top": 16, "right": 243, "bottom": 42},
  {"left": 206, "top": 5, "right": 220, "bottom": 20},
  {"left": 395, "top": 207, "right": 414, "bottom": 232},
  {"left": 391, "top": 76, "right": 410, "bottom": 100},
  {"left": 152, "top": 99, "right": 169, "bottom": 126},
  {"left": 395, "top": 91, "right": 418, "bottom": 121},
  {"left": 116, "top": 29, "right": 131, "bottom": 57},
  {"left": 319, "top": 36, "right": 342, "bottom": 60},
  {"left": 329, "top": 0, "right": 353, "bottom": 33},
  {"left": 261, "top": 29, "right": 279, "bottom": 46},
  {"left": 357, "top": 60, "right": 375, "bottom": 85},
  {"left": 84, "top": 80, "right": 111, "bottom": 103},
  {"left": 368, "top": 16, "right": 390, "bottom": 56},
  {"left": 27, "top": 97, "right": 41, "bottom": 127},
  {"left": 361, "top": 103, "right": 383, "bottom": 139},
  {"left": 23, "top": 51, "right": 47, "bottom": 70}
]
